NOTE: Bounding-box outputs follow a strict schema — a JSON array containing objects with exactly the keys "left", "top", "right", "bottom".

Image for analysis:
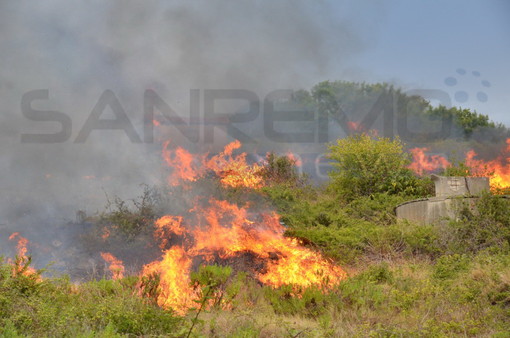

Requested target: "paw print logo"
[{"left": 444, "top": 68, "right": 491, "bottom": 103}]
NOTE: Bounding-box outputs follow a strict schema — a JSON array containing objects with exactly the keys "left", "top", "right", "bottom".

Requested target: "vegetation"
[
  {"left": 3, "top": 147, "right": 510, "bottom": 337},
  {"left": 327, "top": 134, "right": 432, "bottom": 198},
  {"left": 294, "top": 80, "right": 509, "bottom": 143},
  {"left": 427, "top": 105, "right": 497, "bottom": 138},
  {"left": 2, "top": 81, "right": 510, "bottom": 336},
  {"left": 0, "top": 263, "right": 182, "bottom": 336}
]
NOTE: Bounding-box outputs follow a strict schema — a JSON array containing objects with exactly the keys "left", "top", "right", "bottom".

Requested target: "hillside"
[{"left": 2, "top": 82, "right": 510, "bottom": 337}]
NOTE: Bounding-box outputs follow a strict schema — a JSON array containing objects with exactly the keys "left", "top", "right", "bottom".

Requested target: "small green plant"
[
  {"left": 436, "top": 193, "right": 510, "bottom": 254},
  {"left": 433, "top": 254, "right": 470, "bottom": 280},
  {"left": 443, "top": 159, "right": 473, "bottom": 177},
  {"left": 139, "top": 272, "right": 161, "bottom": 306},
  {"left": 187, "top": 265, "right": 232, "bottom": 337}
]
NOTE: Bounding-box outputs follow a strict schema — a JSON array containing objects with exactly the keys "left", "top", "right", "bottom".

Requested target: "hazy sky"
[{"left": 334, "top": 0, "right": 510, "bottom": 125}]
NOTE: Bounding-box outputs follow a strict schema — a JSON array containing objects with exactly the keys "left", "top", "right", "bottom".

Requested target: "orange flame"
[
  {"left": 141, "top": 138, "right": 347, "bottom": 313},
  {"left": 286, "top": 151, "right": 303, "bottom": 167},
  {"left": 142, "top": 199, "right": 346, "bottom": 313},
  {"left": 162, "top": 140, "right": 263, "bottom": 189},
  {"left": 139, "top": 139, "right": 346, "bottom": 314},
  {"left": 465, "top": 139, "right": 510, "bottom": 191},
  {"left": 347, "top": 121, "right": 363, "bottom": 132},
  {"left": 101, "top": 227, "right": 111, "bottom": 240},
  {"left": 141, "top": 246, "right": 195, "bottom": 315},
  {"left": 8, "top": 232, "right": 39, "bottom": 278},
  {"left": 162, "top": 140, "right": 201, "bottom": 186},
  {"left": 408, "top": 140, "right": 510, "bottom": 191},
  {"left": 100, "top": 252, "right": 125, "bottom": 280},
  {"left": 204, "top": 140, "right": 263, "bottom": 189},
  {"left": 154, "top": 215, "right": 185, "bottom": 249},
  {"left": 408, "top": 147, "right": 450, "bottom": 175}
]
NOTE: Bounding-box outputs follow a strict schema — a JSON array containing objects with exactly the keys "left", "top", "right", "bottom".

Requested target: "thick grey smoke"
[{"left": 0, "top": 1, "right": 366, "bottom": 261}]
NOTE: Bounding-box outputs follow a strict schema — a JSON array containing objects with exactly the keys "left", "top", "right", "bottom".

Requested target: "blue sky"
[{"left": 333, "top": 0, "right": 510, "bottom": 125}]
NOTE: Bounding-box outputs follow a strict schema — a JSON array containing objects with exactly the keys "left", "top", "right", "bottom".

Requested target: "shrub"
[
  {"left": 258, "top": 152, "right": 305, "bottom": 187},
  {"left": 436, "top": 193, "right": 510, "bottom": 254},
  {"left": 99, "top": 185, "right": 161, "bottom": 239},
  {"left": 433, "top": 254, "right": 470, "bottom": 280},
  {"left": 327, "top": 134, "right": 428, "bottom": 198}
]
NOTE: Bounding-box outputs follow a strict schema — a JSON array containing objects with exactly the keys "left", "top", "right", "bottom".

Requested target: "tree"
[
  {"left": 327, "top": 134, "right": 424, "bottom": 198},
  {"left": 427, "top": 105, "right": 497, "bottom": 138}
]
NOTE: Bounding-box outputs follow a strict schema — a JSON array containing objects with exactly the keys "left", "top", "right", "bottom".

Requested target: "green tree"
[{"left": 427, "top": 105, "right": 496, "bottom": 138}]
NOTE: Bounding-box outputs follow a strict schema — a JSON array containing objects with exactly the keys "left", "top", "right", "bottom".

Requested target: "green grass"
[
  {"left": 3, "top": 163, "right": 510, "bottom": 336},
  {"left": 0, "top": 264, "right": 183, "bottom": 337},
  {"left": 3, "top": 252, "right": 509, "bottom": 337}
]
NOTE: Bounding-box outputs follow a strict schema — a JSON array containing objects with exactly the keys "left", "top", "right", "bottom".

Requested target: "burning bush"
[{"left": 258, "top": 152, "right": 305, "bottom": 187}]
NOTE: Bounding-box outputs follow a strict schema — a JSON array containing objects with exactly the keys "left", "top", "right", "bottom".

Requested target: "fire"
[
  {"left": 154, "top": 215, "right": 185, "bottom": 249},
  {"left": 347, "top": 121, "right": 363, "bottom": 132},
  {"left": 408, "top": 147, "right": 450, "bottom": 175},
  {"left": 9, "top": 232, "right": 29, "bottom": 257},
  {"left": 142, "top": 199, "right": 346, "bottom": 314},
  {"left": 286, "top": 151, "right": 303, "bottom": 167},
  {"left": 101, "top": 227, "right": 110, "bottom": 239},
  {"left": 162, "top": 140, "right": 201, "bottom": 186},
  {"left": 8, "top": 232, "right": 39, "bottom": 278},
  {"left": 141, "top": 247, "right": 195, "bottom": 315},
  {"left": 465, "top": 139, "right": 510, "bottom": 191},
  {"left": 100, "top": 252, "right": 125, "bottom": 280},
  {"left": 204, "top": 140, "right": 263, "bottom": 189},
  {"left": 139, "top": 139, "right": 347, "bottom": 314},
  {"left": 408, "top": 140, "right": 510, "bottom": 191},
  {"left": 162, "top": 140, "right": 263, "bottom": 189}
]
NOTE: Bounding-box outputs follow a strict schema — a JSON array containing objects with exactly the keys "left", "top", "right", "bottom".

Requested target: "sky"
[{"left": 334, "top": 0, "right": 510, "bottom": 125}]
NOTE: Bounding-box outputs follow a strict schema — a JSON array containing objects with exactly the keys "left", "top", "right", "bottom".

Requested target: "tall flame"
[
  {"left": 100, "top": 252, "right": 125, "bottom": 280},
  {"left": 466, "top": 139, "right": 510, "bottom": 191},
  {"left": 142, "top": 199, "right": 346, "bottom": 314},
  {"left": 8, "top": 232, "right": 38, "bottom": 278},
  {"left": 162, "top": 140, "right": 201, "bottom": 186},
  {"left": 139, "top": 140, "right": 347, "bottom": 314},
  {"left": 408, "top": 147, "right": 450, "bottom": 175},
  {"left": 162, "top": 140, "right": 263, "bottom": 189}
]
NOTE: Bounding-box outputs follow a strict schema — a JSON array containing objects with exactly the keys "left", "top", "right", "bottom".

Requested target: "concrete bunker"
[{"left": 395, "top": 175, "right": 490, "bottom": 225}]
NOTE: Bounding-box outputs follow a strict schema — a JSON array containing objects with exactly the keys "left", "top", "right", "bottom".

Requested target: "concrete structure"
[
  {"left": 395, "top": 175, "right": 490, "bottom": 225},
  {"left": 431, "top": 174, "right": 489, "bottom": 198}
]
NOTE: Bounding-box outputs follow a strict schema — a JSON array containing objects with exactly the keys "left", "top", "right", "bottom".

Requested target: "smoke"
[{"left": 0, "top": 1, "right": 367, "bottom": 264}]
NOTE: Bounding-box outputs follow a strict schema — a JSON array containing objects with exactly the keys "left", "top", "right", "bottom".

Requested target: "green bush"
[
  {"left": 436, "top": 193, "right": 510, "bottom": 254},
  {"left": 433, "top": 254, "right": 470, "bottom": 280},
  {"left": 345, "top": 193, "right": 407, "bottom": 225},
  {"left": 0, "top": 259, "right": 182, "bottom": 336},
  {"left": 327, "top": 134, "right": 430, "bottom": 198}
]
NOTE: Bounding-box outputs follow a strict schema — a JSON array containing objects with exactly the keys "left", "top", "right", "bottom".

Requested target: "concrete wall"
[
  {"left": 396, "top": 197, "right": 479, "bottom": 225},
  {"left": 395, "top": 175, "right": 489, "bottom": 225},
  {"left": 431, "top": 175, "right": 489, "bottom": 198}
]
